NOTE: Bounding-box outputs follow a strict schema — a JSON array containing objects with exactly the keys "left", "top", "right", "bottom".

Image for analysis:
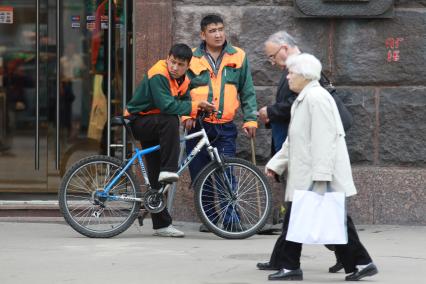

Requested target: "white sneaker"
[
  {"left": 158, "top": 171, "right": 179, "bottom": 183},
  {"left": 153, "top": 225, "right": 185, "bottom": 238}
]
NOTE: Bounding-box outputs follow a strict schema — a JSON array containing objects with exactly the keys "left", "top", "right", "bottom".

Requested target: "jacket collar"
[
  {"left": 193, "top": 41, "right": 237, "bottom": 58},
  {"left": 296, "top": 80, "right": 320, "bottom": 102}
]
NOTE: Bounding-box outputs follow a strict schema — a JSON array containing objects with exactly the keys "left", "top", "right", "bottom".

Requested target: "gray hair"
[
  {"left": 286, "top": 53, "right": 322, "bottom": 81},
  {"left": 265, "top": 31, "right": 298, "bottom": 47}
]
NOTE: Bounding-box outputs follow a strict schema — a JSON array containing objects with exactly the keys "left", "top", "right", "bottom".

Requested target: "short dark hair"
[
  {"left": 200, "top": 14, "right": 224, "bottom": 31},
  {"left": 168, "top": 43, "right": 192, "bottom": 63}
]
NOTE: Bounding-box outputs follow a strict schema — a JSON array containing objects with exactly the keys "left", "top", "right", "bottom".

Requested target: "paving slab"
[{"left": 0, "top": 218, "right": 425, "bottom": 284}]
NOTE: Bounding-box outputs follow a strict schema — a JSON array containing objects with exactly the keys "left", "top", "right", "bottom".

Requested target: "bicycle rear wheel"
[
  {"left": 194, "top": 157, "right": 272, "bottom": 239},
  {"left": 59, "top": 155, "right": 141, "bottom": 238}
]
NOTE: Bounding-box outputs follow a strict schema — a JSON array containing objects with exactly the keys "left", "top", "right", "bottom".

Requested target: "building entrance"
[{"left": 0, "top": 0, "right": 132, "bottom": 197}]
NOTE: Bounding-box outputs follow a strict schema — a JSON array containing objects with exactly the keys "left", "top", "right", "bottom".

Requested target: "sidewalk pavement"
[{"left": 0, "top": 218, "right": 425, "bottom": 284}]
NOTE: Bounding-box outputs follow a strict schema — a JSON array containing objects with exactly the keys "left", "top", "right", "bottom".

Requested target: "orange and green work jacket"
[
  {"left": 125, "top": 60, "right": 198, "bottom": 117},
  {"left": 184, "top": 42, "right": 258, "bottom": 128}
]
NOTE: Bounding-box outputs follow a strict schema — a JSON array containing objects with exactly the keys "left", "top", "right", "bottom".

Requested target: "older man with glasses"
[{"left": 258, "top": 31, "right": 301, "bottom": 157}]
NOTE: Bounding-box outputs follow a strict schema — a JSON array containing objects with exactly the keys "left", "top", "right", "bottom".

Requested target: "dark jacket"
[
  {"left": 266, "top": 70, "right": 297, "bottom": 125},
  {"left": 266, "top": 70, "right": 297, "bottom": 156},
  {"left": 265, "top": 71, "right": 336, "bottom": 155}
]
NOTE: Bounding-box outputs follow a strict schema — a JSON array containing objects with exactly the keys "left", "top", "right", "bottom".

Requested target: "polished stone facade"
[{"left": 134, "top": 0, "right": 426, "bottom": 225}]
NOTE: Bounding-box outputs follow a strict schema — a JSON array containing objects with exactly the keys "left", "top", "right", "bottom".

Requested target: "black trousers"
[
  {"left": 131, "top": 114, "right": 180, "bottom": 229},
  {"left": 269, "top": 202, "right": 372, "bottom": 273}
]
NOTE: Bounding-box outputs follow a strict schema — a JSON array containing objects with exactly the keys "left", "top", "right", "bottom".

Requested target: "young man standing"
[
  {"left": 126, "top": 44, "right": 214, "bottom": 237},
  {"left": 183, "top": 14, "right": 258, "bottom": 231}
]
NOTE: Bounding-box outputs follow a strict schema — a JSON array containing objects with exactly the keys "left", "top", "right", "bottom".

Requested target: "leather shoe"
[
  {"left": 256, "top": 262, "right": 278, "bottom": 271},
  {"left": 345, "top": 263, "right": 378, "bottom": 281},
  {"left": 268, "top": 268, "right": 303, "bottom": 281},
  {"left": 199, "top": 224, "right": 211, "bottom": 233},
  {"left": 329, "top": 262, "right": 344, "bottom": 273}
]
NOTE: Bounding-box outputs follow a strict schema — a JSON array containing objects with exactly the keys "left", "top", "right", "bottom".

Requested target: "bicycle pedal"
[{"left": 137, "top": 210, "right": 149, "bottom": 226}]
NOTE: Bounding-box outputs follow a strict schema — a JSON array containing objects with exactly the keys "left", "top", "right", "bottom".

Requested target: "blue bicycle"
[{"left": 58, "top": 112, "right": 272, "bottom": 239}]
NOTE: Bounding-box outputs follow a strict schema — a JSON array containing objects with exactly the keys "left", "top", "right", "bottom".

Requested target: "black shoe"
[
  {"left": 257, "top": 262, "right": 278, "bottom": 271},
  {"left": 329, "top": 262, "right": 344, "bottom": 273},
  {"left": 268, "top": 268, "right": 303, "bottom": 281},
  {"left": 345, "top": 263, "right": 378, "bottom": 281},
  {"left": 199, "top": 224, "right": 211, "bottom": 233}
]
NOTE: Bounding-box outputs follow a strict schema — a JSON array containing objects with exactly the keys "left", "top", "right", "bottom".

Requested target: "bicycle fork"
[{"left": 208, "top": 146, "right": 236, "bottom": 200}]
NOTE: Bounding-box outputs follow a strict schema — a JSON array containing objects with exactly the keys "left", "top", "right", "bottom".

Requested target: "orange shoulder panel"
[
  {"left": 221, "top": 47, "right": 245, "bottom": 69},
  {"left": 147, "top": 60, "right": 170, "bottom": 80},
  {"left": 189, "top": 56, "right": 211, "bottom": 76}
]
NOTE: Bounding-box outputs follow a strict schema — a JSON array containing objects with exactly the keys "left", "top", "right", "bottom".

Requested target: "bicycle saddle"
[{"left": 111, "top": 116, "right": 131, "bottom": 127}]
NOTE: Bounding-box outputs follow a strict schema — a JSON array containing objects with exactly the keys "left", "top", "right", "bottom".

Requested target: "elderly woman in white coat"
[{"left": 258, "top": 54, "right": 378, "bottom": 281}]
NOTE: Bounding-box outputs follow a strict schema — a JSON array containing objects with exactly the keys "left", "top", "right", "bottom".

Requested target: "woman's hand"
[{"left": 265, "top": 168, "right": 277, "bottom": 177}]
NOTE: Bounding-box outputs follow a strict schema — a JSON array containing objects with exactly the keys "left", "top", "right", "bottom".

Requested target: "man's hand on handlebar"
[
  {"left": 183, "top": 102, "right": 215, "bottom": 131},
  {"left": 197, "top": 101, "right": 215, "bottom": 113}
]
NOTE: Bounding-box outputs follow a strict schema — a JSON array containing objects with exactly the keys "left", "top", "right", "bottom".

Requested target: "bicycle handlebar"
[{"left": 196, "top": 109, "right": 222, "bottom": 123}]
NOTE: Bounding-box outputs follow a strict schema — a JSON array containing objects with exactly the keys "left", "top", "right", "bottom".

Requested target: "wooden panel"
[{"left": 134, "top": 0, "right": 172, "bottom": 84}]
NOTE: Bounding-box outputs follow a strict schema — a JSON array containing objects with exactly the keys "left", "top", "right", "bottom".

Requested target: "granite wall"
[{"left": 135, "top": 0, "right": 426, "bottom": 225}]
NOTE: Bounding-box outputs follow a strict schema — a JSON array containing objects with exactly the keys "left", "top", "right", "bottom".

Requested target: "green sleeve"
[
  {"left": 149, "top": 74, "right": 192, "bottom": 115},
  {"left": 238, "top": 56, "right": 258, "bottom": 123},
  {"left": 126, "top": 75, "right": 151, "bottom": 113}
]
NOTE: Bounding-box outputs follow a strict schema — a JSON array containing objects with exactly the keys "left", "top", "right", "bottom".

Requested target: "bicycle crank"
[{"left": 143, "top": 190, "right": 166, "bottom": 213}]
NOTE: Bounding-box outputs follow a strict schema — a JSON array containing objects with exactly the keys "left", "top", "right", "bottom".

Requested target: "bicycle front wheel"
[
  {"left": 194, "top": 157, "right": 272, "bottom": 239},
  {"left": 59, "top": 155, "right": 141, "bottom": 238}
]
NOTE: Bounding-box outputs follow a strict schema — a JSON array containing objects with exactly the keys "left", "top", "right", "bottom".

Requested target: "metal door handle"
[
  {"left": 122, "top": 0, "right": 128, "bottom": 161},
  {"left": 55, "top": 0, "right": 60, "bottom": 170},
  {"left": 35, "top": 0, "right": 40, "bottom": 170},
  {"left": 107, "top": 0, "right": 112, "bottom": 156}
]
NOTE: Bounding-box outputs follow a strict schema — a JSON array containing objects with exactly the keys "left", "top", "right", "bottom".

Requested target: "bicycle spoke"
[
  {"left": 60, "top": 157, "right": 140, "bottom": 237},
  {"left": 237, "top": 200, "right": 261, "bottom": 224},
  {"left": 196, "top": 158, "right": 271, "bottom": 238}
]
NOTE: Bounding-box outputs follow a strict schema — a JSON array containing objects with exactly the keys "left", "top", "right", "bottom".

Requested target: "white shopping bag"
[{"left": 286, "top": 187, "right": 348, "bottom": 244}]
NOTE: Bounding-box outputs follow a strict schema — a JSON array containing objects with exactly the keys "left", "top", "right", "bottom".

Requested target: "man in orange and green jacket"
[
  {"left": 126, "top": 44, "right": 214, "bottom": 237},
  {"left": 183, "top": 14, "right": 258, "bottom": 231}
]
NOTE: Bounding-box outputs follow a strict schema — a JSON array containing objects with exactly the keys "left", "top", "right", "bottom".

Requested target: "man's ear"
[
  {"left": 282, "top": 44, "right": 289, "bottom": 52},
  {"left": 200, "top": 31, "right": 206, "bottom": 41}
]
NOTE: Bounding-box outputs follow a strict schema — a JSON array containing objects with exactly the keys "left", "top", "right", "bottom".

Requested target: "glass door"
[
  {"left": 0, "top": 0, "right": 132, "bottom": 198},
  {"left": 49, "top": 0, "right": 132, "bottom": 193},
  {"left": 0, "top": 0, "right": 46, "bottom": 193}
]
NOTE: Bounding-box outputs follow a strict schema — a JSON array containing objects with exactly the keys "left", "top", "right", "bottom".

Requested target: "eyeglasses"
[{"left": 268, "top": 46, "right": 282, "bottom": 63}]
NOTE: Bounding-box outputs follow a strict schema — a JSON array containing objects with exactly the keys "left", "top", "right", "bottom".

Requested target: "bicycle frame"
[
  {"left": 97, "top": 127, "right": 222, "bottom": 201},
  {"left": 177, "top": 128, "right": 222, "bottom": 175}
]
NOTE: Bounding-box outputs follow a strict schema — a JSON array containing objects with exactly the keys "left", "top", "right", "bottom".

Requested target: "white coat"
[{"left": 265, "top": 80, "right": 357, "bottom": 201}]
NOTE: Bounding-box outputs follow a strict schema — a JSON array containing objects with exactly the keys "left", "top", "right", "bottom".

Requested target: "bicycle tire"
[
  {"left": 59, "top": 138, "right": 101, "bottom": 177},
  {"left": 194, "top": 157, "right": 272, "bottom": 239},
  {"left": 59, "top": 155, "right": 141, "bottom": 238}
]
